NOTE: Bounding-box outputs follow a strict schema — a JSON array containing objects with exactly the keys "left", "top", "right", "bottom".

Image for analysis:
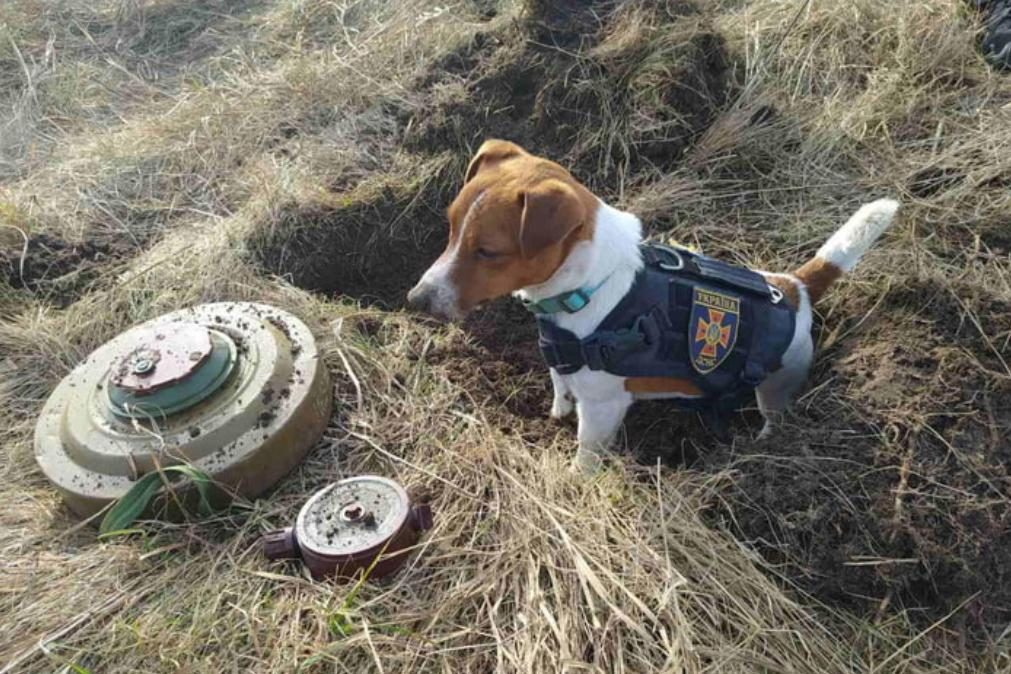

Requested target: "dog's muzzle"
[
  {"left": 406, "top": 283, "right": 435, "bottom": 313},
  {"left": 406, "top": 280, "right": 463, "bottom": 321}
]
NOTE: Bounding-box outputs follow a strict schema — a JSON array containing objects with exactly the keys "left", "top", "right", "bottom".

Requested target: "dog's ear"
[
  {"left": 465, "top": 139, "right": 526, "bottom": 184},
  {"left": 518, "top": 179, "right": 586, "bottom": 259}
]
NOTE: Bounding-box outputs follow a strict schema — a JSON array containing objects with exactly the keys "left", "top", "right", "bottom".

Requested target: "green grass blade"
[
  {"left": 97, "top": 465, "right": 216, "bottom": 535},
  {"left": 163, "top": 464, "right": 215, "bottom": 516},
  {"left": 98, "top": 472, "right": 163, "bottom": 535}
]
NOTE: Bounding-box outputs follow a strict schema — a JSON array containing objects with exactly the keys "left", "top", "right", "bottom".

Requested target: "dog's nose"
[{"left": 406, "top": 283, "right": 432, "bottom": 313}]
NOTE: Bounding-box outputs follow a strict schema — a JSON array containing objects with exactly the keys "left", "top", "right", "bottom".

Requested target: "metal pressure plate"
[
  {"left": 110, "top": 323, "right": 214, "bottom": 393},
  {"left": 35, "top": 303, "right": 333, "bottom": 519},
  {"left": 107, "top": 325, "right": 238, "bottom": 419}
]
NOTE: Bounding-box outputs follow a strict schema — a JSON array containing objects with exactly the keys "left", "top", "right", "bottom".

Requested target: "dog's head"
[{"left": 407, "top": 140, "right": 597, "bottom": 321}]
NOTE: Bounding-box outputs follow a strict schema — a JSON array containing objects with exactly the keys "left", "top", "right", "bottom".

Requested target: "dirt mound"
[
  {"left": 252, "top": 0, "right": 727, "bottom": 306},
  {"left": 396, "top": 259, "right": 1011, "bottom": 639},
  {"left": 423, "top": 296, "right": 736, "bottom": 469},
  {"left": 425, "top": 300, "right": 558, "bottom": 440},
  {"left": 251, "top": 0, "right": 734, "bottom": 467},
  {"left": 404, "top": 0, "right": 727, "bottom": 192},
  {"left": 15, "top": 0, "right": 1011, "bottom": 669},
  {"left": 705, "top": 276, "right": 1011, "bottom": 639},
  {"left": 0, "top": 232, "right": 133, "bottom": 306},
  {"left": 251, "top": 158, "right": 455, "bottom": 307},
  {"left": 206, "top": 0, "right": 1011, "bottom": 645}
]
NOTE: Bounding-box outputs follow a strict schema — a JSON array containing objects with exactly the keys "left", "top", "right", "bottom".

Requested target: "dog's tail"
[{"left": 794, "top": 198, "right": 899, "bottom": 304}]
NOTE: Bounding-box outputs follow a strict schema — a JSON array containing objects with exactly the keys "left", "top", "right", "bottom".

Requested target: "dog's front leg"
[
  {"left": 573, "top": 394, "right": 633, "bottom": 474},
  {"left": 549, "top": 369, "right": 574, "bottom": 419}
]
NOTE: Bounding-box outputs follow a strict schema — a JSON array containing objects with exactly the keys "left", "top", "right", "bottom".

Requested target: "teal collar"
[{"left": 520, "top": 275, "right": 612, "bottom": 315}]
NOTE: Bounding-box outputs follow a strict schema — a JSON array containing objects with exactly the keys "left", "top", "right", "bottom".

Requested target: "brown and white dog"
[{"left": 408, "top": 140, "right": 899, "bottom": 472}]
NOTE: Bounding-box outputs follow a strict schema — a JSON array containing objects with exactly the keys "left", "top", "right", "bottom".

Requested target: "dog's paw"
[
  {"left": 550, "top": 394, "right": 574, "bottom": 420},
  {"left": 570, "top": 449, "right": 604, "bottom": 475}
]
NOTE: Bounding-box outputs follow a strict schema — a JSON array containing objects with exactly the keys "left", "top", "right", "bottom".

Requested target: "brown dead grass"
[{"left": 2, "top": 0, "right": 1011, "bottom": 671}]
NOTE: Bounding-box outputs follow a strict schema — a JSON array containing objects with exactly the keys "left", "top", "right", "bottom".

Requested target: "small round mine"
[{"left": 295, "top": 476, "right": 410, "bottom": 559}]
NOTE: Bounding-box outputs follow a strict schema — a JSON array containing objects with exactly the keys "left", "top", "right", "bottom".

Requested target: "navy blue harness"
[{"left": 534, "top": 244, "right": 797, "bottom": 410}]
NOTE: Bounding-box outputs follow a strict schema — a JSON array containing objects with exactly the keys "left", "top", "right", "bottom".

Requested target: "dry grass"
[{"left": 3, "top": 0, "right": 1011, "bottom": 671}]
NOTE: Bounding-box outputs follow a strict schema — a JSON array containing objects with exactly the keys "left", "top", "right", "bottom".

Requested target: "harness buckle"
[
  {"left": 540, "top": 341, "right": 579, "bottom": 374},
  {"left": 768, "top": 285, "right": 784, "bottom": 304},
  {"left": 632, "top": 310, "right": 662, "bottom": 346},
  {"left": 649, "top": 244, "right": 685, "bottom": 272},
  {"left": 578, "top": 334, "right": 606, "bottom": 371},
  {"left": 539, "top": 340, "right": 559, "bottom": 366},
  {"left": 658, "top": 252, "right": 684, "bottom": 272},
  {"left": 580, "top": 313, "right": 657, "bottom": 371}
]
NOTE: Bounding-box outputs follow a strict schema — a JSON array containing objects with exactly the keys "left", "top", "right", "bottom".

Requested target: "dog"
[{"left": 408, "top": 139, "right": 899, "bottom": 472}]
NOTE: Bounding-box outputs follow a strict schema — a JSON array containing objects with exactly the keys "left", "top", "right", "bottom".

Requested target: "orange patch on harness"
[{"left": 624, "top": 377, "right": 704, "bottom": 396}]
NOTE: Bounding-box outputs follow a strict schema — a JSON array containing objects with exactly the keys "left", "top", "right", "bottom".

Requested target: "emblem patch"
[{"left": 689, "top": 287, "right": 740, "bottom": 374}]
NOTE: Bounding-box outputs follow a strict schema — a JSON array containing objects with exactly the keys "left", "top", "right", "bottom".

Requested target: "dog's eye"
[{"left": 475, "top": 247, "right": 501, "bottom": 260}]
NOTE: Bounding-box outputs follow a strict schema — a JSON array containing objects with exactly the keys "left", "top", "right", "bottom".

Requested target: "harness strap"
[
  {"left": 643, "top": 243, "right": 776, "bottom": 301},
  {"left": 694, "top": 256, "right": 772, "bottom": 298},
  {"left": 538, "top": 309, "right": 662, "bottom": 375}
]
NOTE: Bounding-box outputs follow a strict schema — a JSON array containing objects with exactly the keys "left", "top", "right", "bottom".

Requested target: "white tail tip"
[{"left": 816, "top": 198, "right": 899, "bottom": 272}]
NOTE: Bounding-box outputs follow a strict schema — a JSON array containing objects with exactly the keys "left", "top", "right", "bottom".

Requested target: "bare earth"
[{"left": 2, "top": 1, "right": 1010, "bottom": 671}]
